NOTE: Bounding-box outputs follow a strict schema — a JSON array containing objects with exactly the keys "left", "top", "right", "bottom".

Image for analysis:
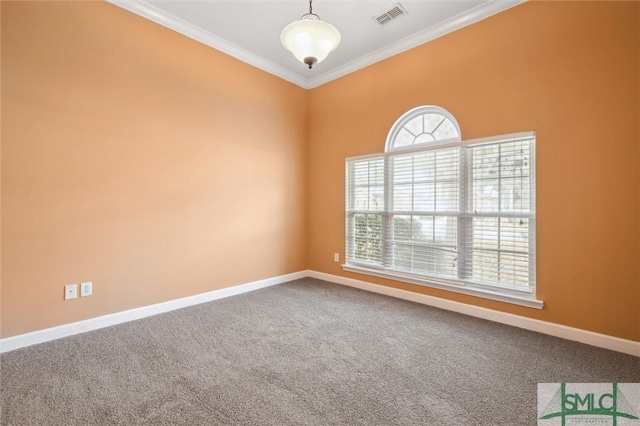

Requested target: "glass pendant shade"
[{"left": 280, "top": 14, "right": 341, "bottom": 69}]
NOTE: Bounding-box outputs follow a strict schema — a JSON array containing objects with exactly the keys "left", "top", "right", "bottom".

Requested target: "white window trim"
[
  {"left": 345, "top": 130, "right": 542, "bottom": 309},
  {"left": 342, "top": 264, "right": 542, "bottom": 309}
]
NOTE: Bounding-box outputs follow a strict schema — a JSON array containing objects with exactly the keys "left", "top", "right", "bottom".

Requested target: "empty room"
[{"left": 1, "top": 0, "right": 639, "bottom": 425}]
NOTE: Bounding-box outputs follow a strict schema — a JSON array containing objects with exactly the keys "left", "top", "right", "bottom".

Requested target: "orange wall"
[
  {"left": 1, "top": 2, "right": 307, "bottom": 337},
  {"left": 0, "top": 3, "right": 3, "bottom": 334},
  {"left": 2, "top": 1, "right": 639, "bottom": 342},
  {"left": 308, "top": 1, "right": 640, "bottom": 341}
]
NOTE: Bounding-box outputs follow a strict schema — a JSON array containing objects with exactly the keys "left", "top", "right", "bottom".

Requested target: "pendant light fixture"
[{"left": 280, "top": 0, "right": 341, "bottom": 69}]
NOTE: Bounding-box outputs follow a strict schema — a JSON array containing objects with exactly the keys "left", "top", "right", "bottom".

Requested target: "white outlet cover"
[
  {"left": 65, "top": 284, "right": 78, "bottom": 300},
  {"left": 80, "top": 281, "right": 93, "bottom": 297}
]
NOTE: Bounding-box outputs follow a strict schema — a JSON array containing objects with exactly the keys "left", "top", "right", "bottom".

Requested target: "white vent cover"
[{"left": 373, "top": 3, "right": 408, "bottom": 26}]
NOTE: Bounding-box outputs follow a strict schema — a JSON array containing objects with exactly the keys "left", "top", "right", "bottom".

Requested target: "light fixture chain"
[{"left": 309, "top": 0, "right": 312, "bottom": 14}]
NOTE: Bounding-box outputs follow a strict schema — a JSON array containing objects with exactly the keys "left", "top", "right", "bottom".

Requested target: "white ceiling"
[{"left": 108, "top": 0, "right": 524, "bottom": 89}]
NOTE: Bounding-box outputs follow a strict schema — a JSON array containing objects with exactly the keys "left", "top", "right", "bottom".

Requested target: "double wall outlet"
[
  {"left": 334, "top": 253, "right": 340, "bottom": 263},
  {"left": 65, "top": 281, "right": 93, "bottom": 300}
]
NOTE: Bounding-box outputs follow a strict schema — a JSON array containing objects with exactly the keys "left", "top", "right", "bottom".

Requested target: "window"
[{"left": 345, "top": 106, "right": 540, "bottom": 308}]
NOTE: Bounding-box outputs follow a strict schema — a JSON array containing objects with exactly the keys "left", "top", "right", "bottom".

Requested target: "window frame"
[
  {"left": 345, "top": 108, "right": 540, "bottom": 309},
  {"left": 385, "top": 105, "right": 462, "bottom": 152},
  {"left": 345, "top": 156, "right": 385, "bottom": 267}
]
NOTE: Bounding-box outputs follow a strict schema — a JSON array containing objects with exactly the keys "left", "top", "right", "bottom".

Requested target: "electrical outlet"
[
  {"left": 80, "top": 281, "right": 93, "bottom": 297},
  {"left": 65, "top": 284, "right": 78, "bottom": 300},
  {"left": 334, "top": 253, "right": 340, "bottom": 262}
]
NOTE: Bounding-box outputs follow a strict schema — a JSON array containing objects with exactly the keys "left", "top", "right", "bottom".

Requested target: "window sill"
[{"left": 342, "top": 264, "right": 544, "bottom": 309}]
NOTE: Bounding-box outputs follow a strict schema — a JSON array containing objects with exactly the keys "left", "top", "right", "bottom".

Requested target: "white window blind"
[
  {"left": 463, "top": 137, "right": 536, "bottom": 290},
  {"left": 387, "top": 148, "right": 460, "bottom": 279},
  {"left": 346, "top": 157, "right": 384, "bottom": 266},
  {"left": 344, "top": 106, "right": 538, "bottom": 307}
]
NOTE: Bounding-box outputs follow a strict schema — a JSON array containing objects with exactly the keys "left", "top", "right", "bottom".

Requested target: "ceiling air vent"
[{"left": 373, "top": 3, "right": 408, "bottom": 26}]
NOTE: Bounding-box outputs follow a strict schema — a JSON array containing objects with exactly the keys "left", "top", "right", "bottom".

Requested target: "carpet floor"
[{"left": 1, "top": 278, "right": 638, "bottom": 425}]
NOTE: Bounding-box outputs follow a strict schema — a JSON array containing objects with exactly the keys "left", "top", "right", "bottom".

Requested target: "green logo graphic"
[{"left": 539, "top": 383, "right": 639, "bottom": 426}]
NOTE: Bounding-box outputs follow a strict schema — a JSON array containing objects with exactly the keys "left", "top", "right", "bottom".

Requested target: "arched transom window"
[{"left": 386, "top": 106, "right": 461, "bottom": 152}]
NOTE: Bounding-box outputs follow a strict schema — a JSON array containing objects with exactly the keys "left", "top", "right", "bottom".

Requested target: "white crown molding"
[
  {"left": 306, "top": 0, "right": 526, "bottom": 88},
  {"left": 107, "top": 0, "right": 525, "bottom": 90},
  {"left": 106, "top": 0, "right": 310, "bottom": 89},
  {"left": 307, "top": 271, "right": 640, "bottom": 357},
  {"left": 0, "top": 270, "right": 307, "bottom": 353}
]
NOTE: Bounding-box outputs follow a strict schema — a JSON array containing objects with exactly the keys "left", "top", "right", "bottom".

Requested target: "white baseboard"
[
  {"left": 2, "top": 269, "right": 638, "bottom": 357},
  {"left": 307, "top": 270, "right": 640, "bottom": 357},
  {"left": 0, "top": 270, "right": 307, "bottom": 354}
]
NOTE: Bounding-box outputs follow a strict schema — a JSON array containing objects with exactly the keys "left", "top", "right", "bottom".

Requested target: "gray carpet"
[{"left": 1, "top": 278, "right": 638, "bottom": 425}]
